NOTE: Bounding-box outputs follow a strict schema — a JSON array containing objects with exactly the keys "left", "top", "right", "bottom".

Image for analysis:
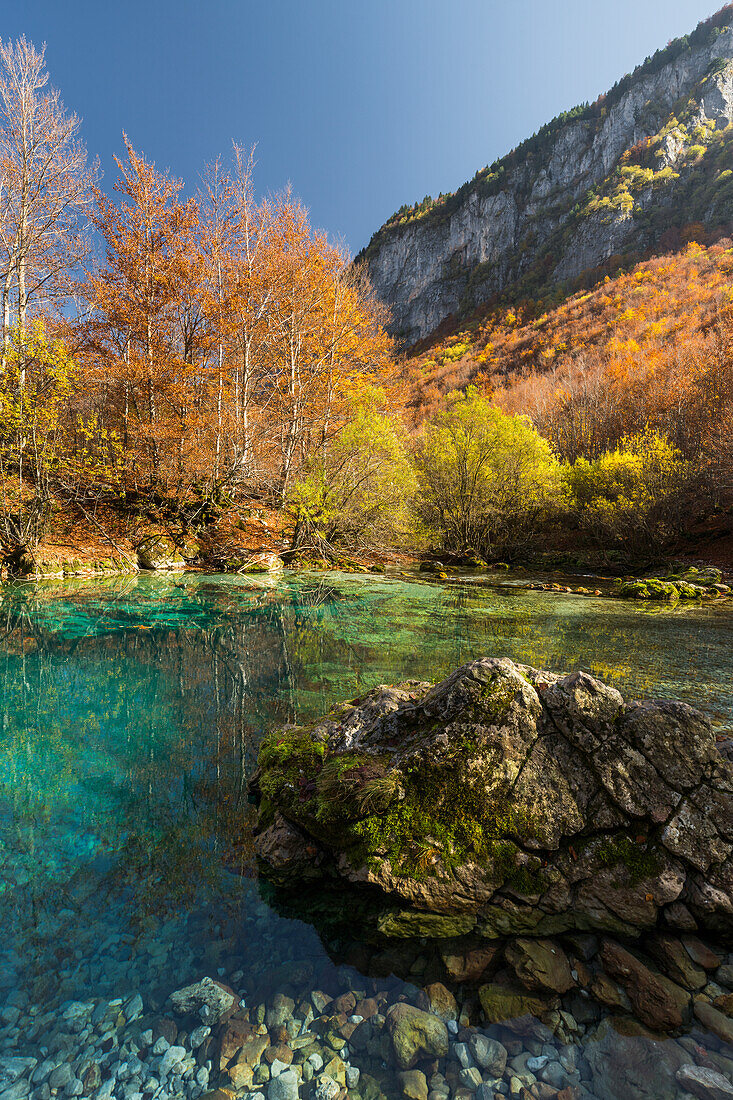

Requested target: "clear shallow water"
[{"left": 2, "top": 571, "right": 733, "bottom": 1098}]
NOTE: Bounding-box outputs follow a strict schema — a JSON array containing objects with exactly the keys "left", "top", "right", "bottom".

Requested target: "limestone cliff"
[{"left": 359, "top": 11, "right": 733, "bottom": 344}]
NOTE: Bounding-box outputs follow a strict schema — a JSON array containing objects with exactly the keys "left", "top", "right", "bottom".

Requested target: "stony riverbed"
[{"left": 2, "top": 885, "right": 733, "bottom": 1100}]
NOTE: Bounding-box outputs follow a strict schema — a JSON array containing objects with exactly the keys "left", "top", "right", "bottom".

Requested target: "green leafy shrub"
[
  {"left": 287, "top": 385, "right": 417, "bottom": 553},
  {"left": 565, "top": 428, "right": 689, "bottom": 556},
  {"left": 414, "top": 388, "right": 562, "bottom": 557}
]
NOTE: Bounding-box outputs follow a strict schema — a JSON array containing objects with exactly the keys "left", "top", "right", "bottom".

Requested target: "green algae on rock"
[
  {"left": 615, "top": 566, "right": 731, "bottom": 602},
  {"left": 251, "top": 657, "right": 733, "bottom": 941}
]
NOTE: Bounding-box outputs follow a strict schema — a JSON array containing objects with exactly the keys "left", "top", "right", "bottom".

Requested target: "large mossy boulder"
[
  {"left": 251, "top": 658, "right": 733, "bottom": 940},
  {"left": 136, "top": 535, "right": 185, "bottom": 571}
]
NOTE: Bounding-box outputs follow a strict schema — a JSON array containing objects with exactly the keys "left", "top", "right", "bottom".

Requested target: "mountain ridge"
[{"left": 359, "top": 4, "right": 733, "bottom": 344}]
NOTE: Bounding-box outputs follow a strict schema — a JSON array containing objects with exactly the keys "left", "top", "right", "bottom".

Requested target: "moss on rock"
[
  {"left": 616, "top": 565, "right": 729, "bottom": 602},
  {"left": 252, "top": 657, "right": 732, "bottom": 939}
]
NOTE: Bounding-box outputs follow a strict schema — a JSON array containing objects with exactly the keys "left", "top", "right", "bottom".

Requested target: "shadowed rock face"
[
  {"left": 251, "top": 657, "right": 733, "bottom": 940},
  {"left": 360, "top": 26, "right": 733, "bottom": 344}
]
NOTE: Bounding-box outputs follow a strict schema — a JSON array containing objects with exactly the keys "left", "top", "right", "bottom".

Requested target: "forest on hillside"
[{"left": 2, "top": 34, "right": 733, "bottom": 573}]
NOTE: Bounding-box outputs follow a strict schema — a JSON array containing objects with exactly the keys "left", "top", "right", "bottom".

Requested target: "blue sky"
[{"left": 4, "top": 1, "right": 722, "bottom": 253}]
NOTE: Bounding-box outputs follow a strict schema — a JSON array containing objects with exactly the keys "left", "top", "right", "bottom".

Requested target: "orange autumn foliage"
[
  {"left": 74, "top": 143, "right": 395, "bottom": 501},
  {"left": 402, "top": 240, "right": 733, "bottom": 472}
]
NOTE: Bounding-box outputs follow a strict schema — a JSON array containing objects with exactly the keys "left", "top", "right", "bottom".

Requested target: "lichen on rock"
[{"left": 251, "top": 657, "right": 733, "bottom": 940}]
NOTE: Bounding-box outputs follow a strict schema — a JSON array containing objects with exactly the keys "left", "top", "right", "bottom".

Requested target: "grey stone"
[
  {"left": 122, "top": 995, "right": 143, "bottom": 1022},
  {"left": 267, "top": 1069, "right": 299, "bottom": 1100},
  {"left": 189, "top": 1027, "right": 210, "bottom": 1049},
  {"left": 30, "top": 1062, "right": 53, "bottom": 1086},
  {"left": 717, "top": 965, "right": 733, "bottom": 989},
  {"left": 0, "top": 1062, "right": 35, "bottom": 1090},
  {"left": 459, "top": 1067, "right": 483, "bottom": 1091},
  {"left": 541, "top": 1061, "right": 568, "bottom": 1089},
  {"left": 677, "top": 1065, "right": 733, "bottom": 1100},
  {"left": 0, "top": 1082, "right": 29, "bottom": 1100},
  {"left": 265, "top": 995, "right": 295, "bottom": 1029},
  {"left": 61, "top": 1002, "right": 94, "bottom": 1025},
  {"left": 158, "top": 1046, "right": 187, "bottom": 1076},
  {"left": 453, "top": 1043, "right": 472, "bottom": 1070},
  {"left": 468, "top": 1034, "right": 507, "bottom": 1076},
  {"left": 312, "top": 1076, "right": 340, "bottom": 1100},
  {"left": 169, "top": 978, "right": 235, "bottom": 1025},
  {"left": 48, "top": 1066, "right": 73, "bottom": 1091}
]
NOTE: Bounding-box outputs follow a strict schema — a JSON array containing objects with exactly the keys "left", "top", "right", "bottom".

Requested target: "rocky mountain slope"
[{"left": 359, "top": 7, "right": 733, "bottom": 344}]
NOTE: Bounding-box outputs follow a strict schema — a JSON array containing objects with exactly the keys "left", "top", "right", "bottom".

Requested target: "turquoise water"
[{"left": 1, "top": 570, "right": 732, "bottom": 1097}]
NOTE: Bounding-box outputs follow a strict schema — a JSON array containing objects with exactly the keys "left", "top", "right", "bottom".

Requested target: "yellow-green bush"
[
  {"left": 287, "top": 385, "right": 417, "bottom": 551},
  {"left": 414, "top": 388, "right": 562, "bottom": 557},
  {"left": 565, "top": 428, "right": 689, "bottom": 555}
]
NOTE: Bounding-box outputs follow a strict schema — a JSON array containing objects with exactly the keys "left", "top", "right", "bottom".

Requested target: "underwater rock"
[
  {"left": 251, "top": 657, "right": 733, "bottom": 940},
  {"left": 385, "top": 1003, "right": 449, "bottom": 1068},
  {"left": 168, "top": 976, "right": 237, "bottom": 1024},
  {"left": 677, "top": 1064, "right": 733, "bottom": 1100},
  {"left": 598, "top": 940, "right": 685, "bottom": 1031},
  {"left": 584, "top": 1017, "right": 689, "bottom": 1100},
  {"left": 477, "top": 984, "right": 557, "bottom": 1036}
]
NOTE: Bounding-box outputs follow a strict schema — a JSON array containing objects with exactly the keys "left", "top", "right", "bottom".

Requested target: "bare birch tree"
[{"left": 0, "top": 36, "right": 96, "bottom": 363}]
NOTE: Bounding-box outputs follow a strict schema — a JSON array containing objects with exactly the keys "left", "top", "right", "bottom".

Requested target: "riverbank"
[
  {"left": 0, "top": 499, "right": 414, "bottom": 581},
  {"left": 6, "top": 492, "right": 733, "bottom": 587}
]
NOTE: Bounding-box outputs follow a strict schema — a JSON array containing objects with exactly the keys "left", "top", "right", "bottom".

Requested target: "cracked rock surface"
[{"left": 252, "top": 657, "right": 733, "bottom": 940}]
